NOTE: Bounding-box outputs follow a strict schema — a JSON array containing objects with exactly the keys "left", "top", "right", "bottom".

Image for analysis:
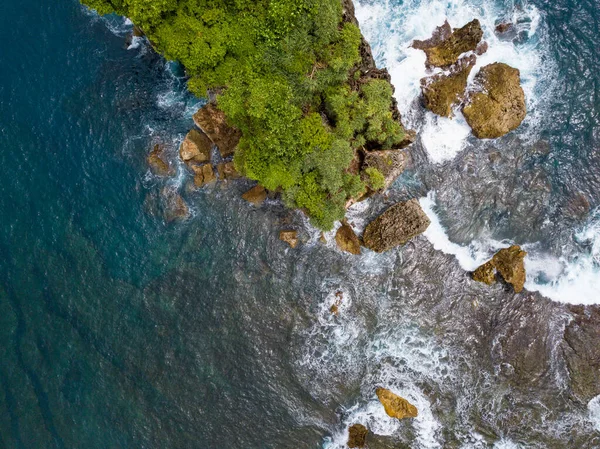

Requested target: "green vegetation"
[
  {"left": 364, "top": 167, "right": 385, "bottom": 191},
  {"left": 83, "top": 0, "right": 406, "bottom": 229}
]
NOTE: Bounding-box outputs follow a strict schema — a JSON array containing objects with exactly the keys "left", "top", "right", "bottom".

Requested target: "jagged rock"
[
  {"left": 279, "top": 230, "right": 298, "bottom": 248},
  {"left": 412, "top": 19, "right": 483, "bottom": 68},
  {"left": 160, "top": 186, "right": 189, "bottom": 222},
  {"left": 242, "top": 185, "right": 267, "bottom": 206},
  {"left": 462, "top": 63, "right": 526, "bottom": 139},
  {"left": 191, "top": 163, "right": 216, "bottom": 187},
  {"left": 347, "top": 424, "right": 368, "bottom": 448},
  {"left": 335, "top": 222, "right": 361, "bottom": 255},
  {"left": 375, "top": 388, "right": 418, "bottom": 419},
  {"left": 495, "top": 22, "right": 513, "bottom": 34},
  {"left": 216, "top": 161, "right": 239, "bottom": 181},
  {"left": 472, "top": 245, "right": 527, "bottom": 293},
  {"left": 362, "top": 199, "right": 431, "bottom": 252},
  {"left": 421, "top": 55, "right": 476, "bottom": 117},
  {"left": 132, "top": 25, "right": 144, "bottom": 37},
  {"left": 147, "top": 144, "right": 171, "bottom": 176},
  {"left": 319, "top": 232, "right": 327, "bottom": 244},
  {"left": 180, "top": 129, "right": 212, "bottom": 163},
  {"left": 330, "top": 291, "right": 343, "bottom": 315},
  {"left": 193, "top": 104, "right": 241, "bottom": 157},
  {"left": 361, "top": 148, "right": 409, "bottom": 190}
]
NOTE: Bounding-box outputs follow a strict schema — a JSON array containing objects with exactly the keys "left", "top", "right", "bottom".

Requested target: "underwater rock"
[
  {"left": 462, "top": 63, "right": 526, "bottom": 139},
  {"left": 242, "top": 185, "right": 267, "bottom": 206},
  {"left": 347, "top": 423, "right": 368, "bottom": 448},
  {"left": 180, "top": 129, "right": 212, "bottom": 163},
  {"left": 279, "top": 230, "right": 298, "bottom": 249},
  {"left": 193, "top": 103, "right": 241, "bottom": 157},
  {"left": 361, "top": 148, "right": 408, "bottom": 190},
  {"left": 412, "top": 19, "right": 483, "bottom": 68},
  {"left": 191, "top": 163, "right": 216, "bottom": 187},
  {"left": 147, "top": 144, "right": 171, "bottom": 176},
  {"left": 421, "top": 54, "right": 476, "bottom": 117},
  {"left": 335, "top": 222, "right": 361, "bottom": 255},
  {"left": 472, "top": 245, "right": 527, "bottom": 293},
  {"left": 160, "top": 186, "right": 189, "bottom": 222},
  {"left": 362, "top": 199, "right": 431, "bottom": 252},
  {"left": 375, "top": 388, "right": 418, "bottom": 419}
]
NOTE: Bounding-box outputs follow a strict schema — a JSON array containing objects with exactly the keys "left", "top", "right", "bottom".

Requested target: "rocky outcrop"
[
  {"left": 347, "top": 424, "right": 368, "bottom": 448},
  {"left": 216, "top": 161, "right": 239, "bottom": 181},
  {"left": 361, "top": 148, "right": 408, "bottom": 191},
  {"left": 191, "top": 163, "right": 216, "bottom": 187},
  {"left": 335, "top": 222, "right": 361, "bottom": 255},
  {"left": 375, "top": 388, "right": 418, "bottom": 419},
  {"left": 179, "top": 129, "right": 212, "bottom": 163},
  {"left": 421, "top": 55, "right": 476, "bottom": 117},
  {"left": 462, "top": 63, "right": 526, "bottom": 138},
  {"left": 363, "top": 199, "right": 431, "bottom": 252},
  {"left": 147, "top": 144, "right": 172, "bottom": 176},
  {"left": 279, "top": 230, "right": 298, "bottom": 248},
  {"left": 472, "top": 245, "right": 527, "bottom": 293},
  {"left": 193, "top": 104, "right": 241, "bottom": 157},
  {"left": 413, "top": 19, "right": 483, "bottom": 68},
  {"left": 160, "top": 186, "right": 189, "bottom": 222},
  {"left": 242, "top": 185, "right": 267, "bottom": 206}
]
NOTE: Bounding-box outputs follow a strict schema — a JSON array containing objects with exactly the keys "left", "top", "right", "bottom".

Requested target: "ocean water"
[{"left": 1, "top": 0, "right": 600, "bottom": 448}]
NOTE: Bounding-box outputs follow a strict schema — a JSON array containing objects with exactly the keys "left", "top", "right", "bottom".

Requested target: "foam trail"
[
  {"left": 420, "top": 192, "right": 600, "bottom": 304},
  {"left": 355, "top": 0, "right": 554, "bottom": 163},
  {"left": 588, "top": 395, "right": 600, "bottom": 432}
]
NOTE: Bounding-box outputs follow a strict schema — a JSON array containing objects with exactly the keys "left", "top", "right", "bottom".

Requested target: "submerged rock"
[
  {"left": 462, "top": 63, "right": 526, "bottom": 138},
  {"left": 361, "top": 148, "right": 408, "bottom": 191},
  {"left": 362, "top": 199, "right": 431, "bottom": 252},
  {"left": 335, "top": 222, "right": 361, "bottom": 255},
  {"left": 375, "top": 388, "right": 418, "bottom": 419},
  {"left": 193, "top": 104, "right": 241, "bottom": 158},
  {"left": 472, "top": 245, "right": 527, "bottom": 293},
  {"left": 347, "top": 423, "right": 368, "bottom": 448},
  {"left": 412, "top": 19, "right": 483, "bottom": 68},
  {"left": 160, "top": 186, "right": 189, "bottom": 222},
  {"left": 147, "top": 144, "right": 172, "bottom": 176},
  {"left": 179, "top": 129, "right": 212, "bottom": 163},
  {"left": 242, "top": 185, "right": 267, "bottom": 206},
  {"left": 279, "top": 230, "right": 298, "bottom": 249},
  {"left": 421, "top": 55, "right": 476, "bottom": 117}
]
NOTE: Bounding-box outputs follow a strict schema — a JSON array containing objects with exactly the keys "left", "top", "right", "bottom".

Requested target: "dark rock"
[
  {"left": 347, "top": 424, "right": 368, "bottom": 448},
  {"left": 193, "top": 104, "right": 241, "bottom": 158},
  {"left": 376, "top": 388, "right": 418, "bottom": 419},
  {"left": 463, "top": 63, "right": 526, "bottom": 139},
  {"left": 147, "top": 144, "right": 172, "bottom": 176},
  {"left": 279, "top": 230, "right": 298, "bottom": 248},
  {"left": 335, "top": 222, "right": 361, "bottom": 255},
  {"left": 160, "top": 186, "right": 189, "bottom": 222},
  {"left": 216, "top": 161, "right": 239, "bottom": 181},
  {"left": 413, "top": 19, "right": 483, "bottom": 68},
  {"left": 180, "top": 129, "right": 212, "bottom": 163},
  {"left": 495, "top": 22, "right": 513, "bottom": 34},
  {"left": 242, "top": 185, "right": 267, "bottom": 206},
  {"left": 361, "top": 148, "right": 409, "bottom": 190},
  {"left": 363, "top": 199, "right": 431, "bottom": 252},
  {"left": 421, "top": 55, "right": 476, "bottom": 117},
  {"left": 472, "top": 245, "right": 527, "bottom": 293}
]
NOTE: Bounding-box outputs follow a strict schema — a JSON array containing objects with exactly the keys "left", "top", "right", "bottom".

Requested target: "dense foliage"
[{"left": 84, "top": 0, "right": 406, "bottom": 229}]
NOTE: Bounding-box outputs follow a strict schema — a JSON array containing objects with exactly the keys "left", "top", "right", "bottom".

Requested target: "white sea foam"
[
  {"left": 420, "top": 192, "right": 600, "bottom": 304},
  {"left": 588, "top": 395, "right": 600, "bottom": 432},
  {"left": 355, "top": 0, "right": 554, "bottom": 163}
]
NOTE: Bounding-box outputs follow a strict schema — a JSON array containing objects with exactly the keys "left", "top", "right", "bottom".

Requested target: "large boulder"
[
  {"left": 462, "top": 63, "right": 526, "bottom": 138},
  {"left": 147, "top": 144, "right": 172, "bottom": 176},
  {"left": 361, "top": 148, "right": 408, "bottom": 191},
  {"left": 347, "top": 424, "right": 368, "bottom": 448},
  {"left": 335, "top": 222, "right": 361, "bottom": 255},
  {"left": 242, "top": 185, "right": 267, "bottom": 206},
  {"left": 472, "top": 245, "right": 527, "bottom": 293},
  {"left": 421, "top": 55, "right": 476, "bottom": 117},
  {"left": 179, "top": 129, "right": 212, "bottom": 163},
  {"left": 193, "top": 104, "right": 241, "bottom": 157},
  {"left": 412, "top": 19, "right": 483, "bottom": 68},
  {"left": 375, "top": 388, "right": 418, "bottom": 419},
  {"left": 362, "top": 199, "right": 431, "bottom": 252},
  {"left": 191, "top": 163, "right": 216, "bottom": 187}
]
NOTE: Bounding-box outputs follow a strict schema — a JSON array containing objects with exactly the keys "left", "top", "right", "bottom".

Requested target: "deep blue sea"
[{"left": 1, "top": 0, "right": 599, "bottom": 448}]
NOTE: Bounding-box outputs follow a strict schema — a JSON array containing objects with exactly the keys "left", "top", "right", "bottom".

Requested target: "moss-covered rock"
[
  {"left": 462, "top": 63, "right": 526, "bottom": 138},
  {"left": 347, "top": 423, "right": 368, "bottom": 448},
  {"left": 375, "top": 388, "right": 418, "bottom": 419},
  {"left": 472, "top": 245, "right": 527, "bottom": 293},
  {"left": 361, "top": 148, "right": 408, "bottom": 191},
  {"left": 193, "top": 104, "right": 241, "bottom": 158},
  {"left": 472, "top": 260, "right": 496, "bottom": 285}
]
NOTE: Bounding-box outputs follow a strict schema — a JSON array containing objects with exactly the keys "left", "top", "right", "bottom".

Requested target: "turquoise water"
[{"left": 1, "top": 0, "right": 600, "bottom": 448}]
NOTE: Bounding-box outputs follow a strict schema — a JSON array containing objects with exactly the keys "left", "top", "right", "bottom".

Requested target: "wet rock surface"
[
  {"left": 279, "top": 230, "right": 298, "bottom": 248},
  {"left": 362, "top": 199, "right": 431, "bottom": 252},
  {"left": 376, "top": 388, "right": 418, "bottom": 419},
  {"left": 242, "top": 185, "right": 267, "bottom": 206},
  {"left": 335, "top": 222, "right": 361, "bottom": 255},
  {"left": 347, "top": 423, "right": 368, "bottom": 448},
  {"left": 463, "top": 62, "right": 526, "bottom": 138},
  {"left": 147, "top": 144, "right": 172, "bottom": 176},
  {"left": 473, "top": 245, "right": 527, "bottom": 293},
  {"left": 180, "top": 128, "right": 212, "bottom": 164},
  {"left": 193, "top": 103, "right": 241, "bottom": 157},
  {"left": 412, "top": 19, "right": 483, "bottom": 68},
  {"left": 191, "top": 163, "right": 216, "bottom": 187}
]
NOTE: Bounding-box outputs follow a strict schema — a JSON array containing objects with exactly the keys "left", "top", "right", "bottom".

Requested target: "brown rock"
[
  {"left": 363, "top": 199, "right": 431, "bottom": 252},
  {"left": 193, "top": 104, "right": 241, "bottom": 158},
  {"left": 335, "top": 222, "right": 361, "bottom": 255},
  {"left": 242, "top": 185, "right": 267, "bottom": 206},
  {"left": 319, "top": 232, "right": 327, "bottom": 244},
  {"left": 472, "top": 245, "right": 527, "bottom": 293},
  {"left": 217, "top": 161, "right": 239, "bottom": 181},
  {"left": 147, "top": 144, "right": 171, "bottom": 176},
  {"left": 495, "top": 22, "right": 513, "bottom": 34},
  {"left": 462, "top": 63, "right": 526, "bottom": 139},
  {"left": 192, "top": 164, "right": 216, "bottom": 187},
  {"left": 160, "top": 187, "right": 189, "bottom": 222},
  {"left": 180, "top": 129, "right": 212, "bottom": 163},
  {"left": 421, "top": 55, "right": 476, "bottom": 117},
  {"left": 279, "top": 230, "right": 298, "bottom": 249},
  {"left": 375, "top": 388, "right": 418, "bottom": 419},
  {"left": 361, "top": 148, "right": 409, "bottom": 190},
  {"left": 413, "top": 19, "right": 483, "bottom": 68},
  {"left": 347, "top": 424, "right": 368, "bottom": 448},
  {"left": 472, "top": 260, "right": 496, "bottom": 285}
]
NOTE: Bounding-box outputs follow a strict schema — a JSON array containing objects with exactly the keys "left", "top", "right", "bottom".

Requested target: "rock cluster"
[
  {"left": 472, "top": 245, "right": 527, "bottom": 293},
  {"left": 375, "top": 388, "right": 418, "bottom": 419}
]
